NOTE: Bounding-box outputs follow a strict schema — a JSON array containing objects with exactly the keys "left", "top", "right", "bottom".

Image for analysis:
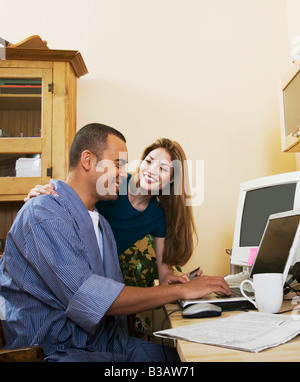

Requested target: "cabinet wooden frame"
[
  {"left": 280, "top": 59, "right": 300, "bottom": 152},
  {"left": 0, "top": 40, "right": 87, "bottom": 201}
]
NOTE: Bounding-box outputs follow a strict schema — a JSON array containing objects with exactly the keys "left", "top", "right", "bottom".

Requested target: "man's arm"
[{"left": 107, "top": 275, "right": 231, "bottom": 316}]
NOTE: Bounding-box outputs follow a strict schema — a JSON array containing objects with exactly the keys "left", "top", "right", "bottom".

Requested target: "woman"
[{"left": 26, "top": 138, "right": 199, "bottom": 285}]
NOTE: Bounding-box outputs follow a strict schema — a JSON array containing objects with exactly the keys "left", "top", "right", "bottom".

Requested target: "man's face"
[{"left": 95, "top": 134, "right": 128, "bottom": 200}]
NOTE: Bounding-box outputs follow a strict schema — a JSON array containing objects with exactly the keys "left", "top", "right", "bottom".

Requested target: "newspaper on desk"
[{"left": 154, "top": 311, "right": 300, "bottom": 353}]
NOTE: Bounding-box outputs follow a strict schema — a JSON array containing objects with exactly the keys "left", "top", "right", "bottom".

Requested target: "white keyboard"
[
  {"left": 224, "top": 271, "right": 250, "bottom": 287},
  {"left": 214, "top": 271, "right": 253, "bottom": 298}
]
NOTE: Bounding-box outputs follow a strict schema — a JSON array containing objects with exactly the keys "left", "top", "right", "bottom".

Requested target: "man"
[{"left": 0, "top": 123, "right": 230, "bottom": 362}]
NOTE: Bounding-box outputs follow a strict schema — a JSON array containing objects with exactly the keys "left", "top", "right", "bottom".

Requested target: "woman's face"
[{"left": 139, "top": 148, "right": 174, "bottom": 194}]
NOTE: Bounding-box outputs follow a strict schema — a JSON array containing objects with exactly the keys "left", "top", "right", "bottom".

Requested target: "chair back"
[{"left": 0, "top": 319, "right": 44, "bottom": 362}]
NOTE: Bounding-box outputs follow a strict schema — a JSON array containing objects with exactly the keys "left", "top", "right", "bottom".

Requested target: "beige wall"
[{"left": 2, "top": 0, "right": 296, "bottom": 275}]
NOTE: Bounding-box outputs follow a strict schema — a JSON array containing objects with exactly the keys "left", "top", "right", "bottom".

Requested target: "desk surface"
[{"left": 164, "top": 296, "right": 300, "bottom": 362}]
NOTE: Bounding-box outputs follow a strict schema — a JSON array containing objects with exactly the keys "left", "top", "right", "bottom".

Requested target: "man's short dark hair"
[{"left": 69, "top": 123, "right": 126, "bottom": 170}]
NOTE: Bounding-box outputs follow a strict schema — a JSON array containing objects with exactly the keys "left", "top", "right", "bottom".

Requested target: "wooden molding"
[
  {"left": 8, "top": 35, "right": 49, "bottom": 50},
  {"left": 3, "top": 35, "right": 88, "bottom": 78}
]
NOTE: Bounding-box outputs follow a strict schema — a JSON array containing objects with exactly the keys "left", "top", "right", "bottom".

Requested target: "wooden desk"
[{"left": 164, "top": 296, "right": 300, "bottom": 362}]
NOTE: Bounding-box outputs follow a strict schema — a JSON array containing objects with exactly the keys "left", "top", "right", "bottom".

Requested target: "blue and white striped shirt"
[{"left": 0, "top": 180, "right": 128, "bottom": 361}]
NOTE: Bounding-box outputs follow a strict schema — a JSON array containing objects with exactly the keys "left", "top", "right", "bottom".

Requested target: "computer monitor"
[{"left": 231, "top": 171, "right": 300, "bottom": 267}]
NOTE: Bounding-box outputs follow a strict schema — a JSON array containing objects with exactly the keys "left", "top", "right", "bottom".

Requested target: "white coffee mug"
[{"left": 240, "top": 273, "right": 283, "bottom": 313}]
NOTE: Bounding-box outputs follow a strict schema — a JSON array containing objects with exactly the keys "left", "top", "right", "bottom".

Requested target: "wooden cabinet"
[
  {"left": 0, "top": 36, "right": 87, "bottom": 254},
  {"left": 280, "top": 59, "right": 300, "bottom": 152}
]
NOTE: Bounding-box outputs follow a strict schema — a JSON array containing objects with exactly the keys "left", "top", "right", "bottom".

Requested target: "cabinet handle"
[{"left": 47, "top": 167, "right": 53, "bottom": 177}]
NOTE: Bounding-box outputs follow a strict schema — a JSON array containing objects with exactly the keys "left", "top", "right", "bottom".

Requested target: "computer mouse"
[{"left": 182, "top": 303, "right": 222, "bottom": 318}]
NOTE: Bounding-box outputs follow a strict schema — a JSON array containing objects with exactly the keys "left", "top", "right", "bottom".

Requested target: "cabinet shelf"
[
  {"left": 0, "top": 138, "right": 42, "bottom": 153},
  {"left": 0, "top": 177, "right": 42, "bottom": 201},
  {"left": 0, "top": 94, "right": 41, "bottom": 97}
]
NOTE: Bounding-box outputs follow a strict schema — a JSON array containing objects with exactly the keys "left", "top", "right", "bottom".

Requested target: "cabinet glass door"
[
  {"left": 0, "top": 67, "right": 52, "bottom": 200},
  {"left": 0, "top": 77, "right": 42, "bottom": 138}
]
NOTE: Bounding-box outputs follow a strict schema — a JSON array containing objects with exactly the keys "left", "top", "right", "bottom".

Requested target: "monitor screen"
[
  {"left": 250, "top": 213, "right": 300, "bottom": 276},
  {"left": 240, "top": 183, "right": 296, "bottom": 247}
]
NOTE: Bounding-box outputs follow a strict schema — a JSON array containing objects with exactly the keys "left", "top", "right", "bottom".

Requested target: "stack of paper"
[
  {"left": 154, "top": 311, "right": 300, "bottom": 353},
  {"left": 15, "top": 156, "right": 41, "bottom": 177}
]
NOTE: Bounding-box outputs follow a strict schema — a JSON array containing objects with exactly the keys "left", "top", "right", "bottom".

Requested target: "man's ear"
[{"left": 81, "top": 150, "right": 94, "bottom": 171}]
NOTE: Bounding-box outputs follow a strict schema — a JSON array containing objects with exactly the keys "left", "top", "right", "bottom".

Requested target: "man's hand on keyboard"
[{"left": 180, "top": 274, "right": 231, "bottom": 300}]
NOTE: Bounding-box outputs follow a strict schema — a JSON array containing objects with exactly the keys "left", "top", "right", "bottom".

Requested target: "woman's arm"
[{"left": 154, "top": 237, "right": 193, "bottom": 285}]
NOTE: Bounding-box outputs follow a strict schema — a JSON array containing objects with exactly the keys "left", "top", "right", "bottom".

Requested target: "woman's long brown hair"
[{"left": 140, "top": 138, "right": 198, "bottom": 266}]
